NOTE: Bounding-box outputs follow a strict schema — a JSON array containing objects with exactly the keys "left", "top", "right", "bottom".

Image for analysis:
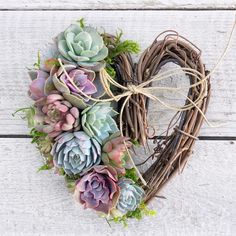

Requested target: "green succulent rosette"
[
  {"left": 81, "top": 102, "right": 119, "bottom": 144},
  {"left": 57, "top": 23, "right": 108, "bottom": 70}
]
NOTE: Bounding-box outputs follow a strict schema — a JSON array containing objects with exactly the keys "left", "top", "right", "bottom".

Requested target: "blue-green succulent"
[
  {"left": 117, "top": 178, "right": 144, "bottom": 214},
  {"left": 57, "top": 23, "right": 108, "bottom": 70},
  {"left": 51, "top": 131, "right": 101, "bottom": 175},
  {"left": 81, "top": 102, "right": 119, "bottom": 144}
]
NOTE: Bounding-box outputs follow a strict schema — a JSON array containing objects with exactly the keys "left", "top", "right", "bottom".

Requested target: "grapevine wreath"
[{"left": 16, "top": 19, "right": 214, "bottom": 225}]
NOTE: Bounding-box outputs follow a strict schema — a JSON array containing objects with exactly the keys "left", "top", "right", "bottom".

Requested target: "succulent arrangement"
[
  {"left": 16, "top": 19, "right": 155, "bottom": 226},
  {"left": 15, "top": 16, "right": 213, "bottom": 228}
]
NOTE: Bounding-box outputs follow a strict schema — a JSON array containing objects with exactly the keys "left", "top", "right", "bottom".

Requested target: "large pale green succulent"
[
  {"left": 81, "top": 103, "right": 119, "bottom": 144},
  {"left": 57, "top": 23, "right": 108, "bottom": 70}
]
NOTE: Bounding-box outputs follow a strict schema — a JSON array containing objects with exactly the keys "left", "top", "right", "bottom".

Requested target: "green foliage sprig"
[
  {"left": 109, "top": 34, "right": 140, "bottom": 59},
  {"left": 30, "top": 128, "right": 47, "bottom": 144},
  {"left": 33, "top": 51, "right": 41, "bottom": 69},
  {"left": 12, "top": 106, "right": 36, "bottom": 128},
  {"left": 103, "top": 30, "right": 140, "bottom": 78},
  {"left": 13, "top": 108, "right": 54, "bottom": 172},
  {"left": 37, "top": 164, "right": 52, "bottom": 172},
  {"left": 77, "top": 18, "right": 85, "bottom": 29},
  {"left": 110, "top": 202, "right": 156, "bottom": 227}
]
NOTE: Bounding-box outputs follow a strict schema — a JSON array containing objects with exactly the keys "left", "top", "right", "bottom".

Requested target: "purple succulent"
[
  {"left": 52, "top": 64, "right": 98, "bottom": 109},
  {"left": 61, "top": 68, "right": 96, "bottom": 96},
  {"left": 74, "top": 165, "right": 120, "bottom": 214},
  {"left": 34, "top": 94, "right": 80, "bottom": 137}
]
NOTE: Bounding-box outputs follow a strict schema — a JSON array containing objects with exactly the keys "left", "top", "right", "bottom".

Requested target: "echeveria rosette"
[
  {"left": 57, "top": 23, "right": 108, "bottom": 70},
  {"left": 34, "top": 94, "right": 80, "bottom": 138},
  {"left": 51, "top": 131, "right": 101, "bottom": 175},
  {"left": 28, "top": 70, "right": 50, "bottom": 101},
  {"left": 81, "top": 103, "right": 119, "bottom": 144},
  {"left": 102, "top": 134, "right": 132, "bottom": 175},
  {"left": 28, "top": 58, "right": 61, "bottom": 101},
  {"left": 51, "top": 64, "right": 98, "bottom": 109},
  {"left": 74, "top": 165, "right": 120, "bottom": 214},
  {"left": 116, "top": 178, "right": 144, "bottom": 215}
]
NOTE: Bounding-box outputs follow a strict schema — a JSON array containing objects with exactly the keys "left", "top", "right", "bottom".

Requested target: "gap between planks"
[
  {"left": 0, "top": 135, "right": 235, "bottom": 141},
  {"left": 1, "top": 8, "right": 236, "bottom": 11}
]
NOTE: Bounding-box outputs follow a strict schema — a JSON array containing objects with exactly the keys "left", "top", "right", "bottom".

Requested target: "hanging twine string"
[{"left": 57, "top": 18, "right": 236, "bottom": 186}]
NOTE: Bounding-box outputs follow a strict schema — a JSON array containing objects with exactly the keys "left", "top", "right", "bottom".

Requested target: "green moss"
[
  {"left": 30, "top": 128, "right": 54, "bottom": 171},
  {"left": 111, "top": 215, "right": 128, "bottom": 227},
  {"left": 127, "top": 202, "right": 156, "bottom": 219},
  {"left": 130, "top": 139, "right": 141, "bottom": 147},
  {"left": 124, "top": 168, "right": 139, "bottom": 183},
  {"left": 110, "top": 202, "right": 156, "bottom": 227},
  {"left": 65, "top": 175, "right": 78, "bottom": 190}
]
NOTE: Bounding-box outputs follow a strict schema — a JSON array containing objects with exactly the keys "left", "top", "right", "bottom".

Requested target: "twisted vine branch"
[{"left": 113, "top": 31, "right": 211, "bottom": 202}]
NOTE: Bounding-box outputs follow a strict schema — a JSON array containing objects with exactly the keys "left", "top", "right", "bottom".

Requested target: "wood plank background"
[
  {"left": 0, "top": 1, "right": 235, "bottom": 236},
  {"left": 1, "top": 0, "right": 236, "bottom": 9},
  {"left": 0, "top": 139, "right": 235, "bottom": 235}
]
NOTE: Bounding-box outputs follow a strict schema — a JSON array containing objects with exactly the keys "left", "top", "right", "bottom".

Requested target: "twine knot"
[{"left": 127, "top": 84, "right": 140, "bottom": 94}]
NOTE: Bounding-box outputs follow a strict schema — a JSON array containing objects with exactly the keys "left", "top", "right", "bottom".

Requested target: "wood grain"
[
  {"left": 0, "top": 10, "right": 235, "bottom": 136},
  {"left": 0, "top": 0, "right": 236, "bottom": 10},
  {"left": 0, "top": 138, "right": 234, "bottom": 235}
]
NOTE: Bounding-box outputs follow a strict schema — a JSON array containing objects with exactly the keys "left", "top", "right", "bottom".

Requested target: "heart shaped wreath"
[{"left": 16, "top": 19, "right": 211, "bottom": 225}]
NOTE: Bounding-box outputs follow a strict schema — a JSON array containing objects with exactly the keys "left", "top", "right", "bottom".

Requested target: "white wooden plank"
[
  {"left": 0, "top": 138, "right": 235, "bottom": 235},
  {"left": 0, "top": 0, "right": 236, "bottom": 10},
  {"left": 0, "top": 11, "right": 236, "bottom": 136}
]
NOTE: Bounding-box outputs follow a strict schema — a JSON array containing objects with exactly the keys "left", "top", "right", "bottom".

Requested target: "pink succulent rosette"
[
  {"left": 28, "top": 70, "right": 50, "bottom": 101},
  {"left": 34, "top": 94, "right": 80, "bottom": 137},
  {"left": 74, "top": 165, "right": 120, "bottom": 214},
  {"left": 102, "top": 135, "right": 132, "bottom": 175}
]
